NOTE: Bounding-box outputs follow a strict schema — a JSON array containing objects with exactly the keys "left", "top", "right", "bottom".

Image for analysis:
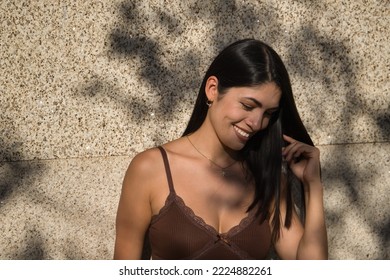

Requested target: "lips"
[{"left": 234, "top": 125, "right": 250, "bottom": 138}]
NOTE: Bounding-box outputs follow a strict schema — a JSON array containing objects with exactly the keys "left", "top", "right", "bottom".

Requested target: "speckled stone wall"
[{"left": 1, "top": 0, "right": 389, "bottom": 259}]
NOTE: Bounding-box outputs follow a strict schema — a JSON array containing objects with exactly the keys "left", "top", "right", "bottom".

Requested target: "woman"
[{"left": 114, "top": 39, "right": 328, "bottom": 260}]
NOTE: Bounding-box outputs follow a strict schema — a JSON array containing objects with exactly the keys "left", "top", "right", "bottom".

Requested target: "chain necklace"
[{"left": 186, "top": 136, "right": 237, "bottom": 176}]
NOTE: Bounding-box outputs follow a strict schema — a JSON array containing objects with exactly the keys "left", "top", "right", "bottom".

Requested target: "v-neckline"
[
  {"left": 176, "top": 193, "right": 256, "bottom": 236},
  {"left": 155, "top": 145, "right": 256, "bottom": 237},
  {"left": 153, "top": 191, "right": 256, "bottom": 237}
]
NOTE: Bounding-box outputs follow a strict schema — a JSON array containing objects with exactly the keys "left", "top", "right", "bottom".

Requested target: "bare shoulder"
[
  {"left": 115, "top": 147, "right": 165, "bottom": 259},
  {"left": 159, "top": 137, "right": 190, "bottom": 157},
  {"left": 123, "top": 148, "right": 164, "bottom": 191},
  {"left": 124, "top": 138, "right": 188, "bottom": 185},
  {"left": 128, "top": 148, "right": 163, "bottom": 171}
]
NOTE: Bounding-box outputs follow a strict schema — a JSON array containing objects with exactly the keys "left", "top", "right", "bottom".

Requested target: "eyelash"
[
  {"left": 241, "top": 103, "right": 277, "bottom": 116},
  {"left": 240, "top": 103, "right": 253, "bottom": 111}
]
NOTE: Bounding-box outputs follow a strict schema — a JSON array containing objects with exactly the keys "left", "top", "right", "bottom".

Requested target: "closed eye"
[{"left": 240, "top": 102, "right": 254, "bottom": 111}]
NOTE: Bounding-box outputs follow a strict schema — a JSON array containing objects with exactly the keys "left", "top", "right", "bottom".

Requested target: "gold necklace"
[{"left": 186, "top": 136, "right": 237, "bottom": 176}]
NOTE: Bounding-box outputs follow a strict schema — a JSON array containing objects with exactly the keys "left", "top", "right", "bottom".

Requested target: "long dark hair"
[{"left": 183, "top": 39, "right": 313, "bottom": 243}]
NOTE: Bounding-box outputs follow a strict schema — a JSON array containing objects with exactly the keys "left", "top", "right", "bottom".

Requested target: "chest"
[
  {"left": 148, "top": 193, "right": 271, "bottom": 260},
  {"left": 152, "top": 161, "right": 255, "bottom": 234}
]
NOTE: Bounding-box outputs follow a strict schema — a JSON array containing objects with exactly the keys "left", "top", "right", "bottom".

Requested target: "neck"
[{"left": 186, "top": 122, "right": 240, "bottom": 166}]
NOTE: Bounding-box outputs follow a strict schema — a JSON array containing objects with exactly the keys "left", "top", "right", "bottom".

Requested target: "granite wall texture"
[{"left": 0, "top": 0, "right": 389, "bottom": 259}]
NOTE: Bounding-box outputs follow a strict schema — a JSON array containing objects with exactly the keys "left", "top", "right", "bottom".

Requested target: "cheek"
[
  {"left": 229, "top": 110, "right": 245, "bottom": 121},
  {"left": 219, "top": 104, "right": 243, "bottom": 121}
]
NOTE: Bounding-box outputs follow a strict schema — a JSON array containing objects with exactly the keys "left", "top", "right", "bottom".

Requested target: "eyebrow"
[{"left": 244, "top": 97, "right": 279, "bottom": 110}]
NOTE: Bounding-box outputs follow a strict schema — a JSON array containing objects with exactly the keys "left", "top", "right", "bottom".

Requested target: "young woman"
[{"left": 114, "top": 39, "right": 328, "bottom": 260}]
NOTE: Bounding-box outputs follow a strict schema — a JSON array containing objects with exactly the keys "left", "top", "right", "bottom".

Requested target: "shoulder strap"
[{"left": 157, "top": 146, "right": 175, "bottom": 193}]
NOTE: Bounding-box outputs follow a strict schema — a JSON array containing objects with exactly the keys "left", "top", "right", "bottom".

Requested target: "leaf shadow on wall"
[
  {"left": 287, "top": 26, "right": 389, "bottom": 259},
  {"left": 0, "top": 136, "right": 47, "bottom": 259},
  {"left": 77, "top": 0, "right": 389, "bottom": 259}
]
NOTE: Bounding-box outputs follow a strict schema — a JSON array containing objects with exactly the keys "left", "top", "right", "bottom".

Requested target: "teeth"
[{"left": 234, "top": 126, "right": 250, "bottom": 138}]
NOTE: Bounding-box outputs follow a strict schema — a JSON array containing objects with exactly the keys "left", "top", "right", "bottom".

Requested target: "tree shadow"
[
  {"left": 287, "top": 25, "right": 388, "bottom": 258},
  {"left": 18, "top": 232, "right": 45, "bottom": 260},
  {"left": 77, "top": 0, "right": 388, "bottom": 259},
  {"left": 0, "top": 136, "right": 45, "bottom": 206},
  {"left": 108, "top": 1, "right": 202, "bottom": 121},
  {"left": 87, "top": 0, "right": 283, "bottom": 148},
  {"left": 376, "top": 112, "right": 390, "bottom": 140},
  {"left": 0, "top": 151, "right": 46, "bottom": 259}
]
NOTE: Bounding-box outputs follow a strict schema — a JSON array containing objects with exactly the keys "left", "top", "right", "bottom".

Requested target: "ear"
[{"left": 205, "top": 76, "right": 219, "bottom": 102}]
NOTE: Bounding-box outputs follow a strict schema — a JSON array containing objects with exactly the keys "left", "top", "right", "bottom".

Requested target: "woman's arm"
[
  {"left": 113, "top": 151, "right": 156, "bottom": 259},
  {"left": 296, "top": 181, "right": 328, "bottom": 259},
  {"left": 273, "top": 135, "right": 328, "bottom": 260}
]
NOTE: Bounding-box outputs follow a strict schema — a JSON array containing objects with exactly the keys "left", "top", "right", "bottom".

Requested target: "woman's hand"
[
  {"left": 280, "top": 135, "right": 328, "bottom": 259},
  {"left": 282, "top": 134, "right": 321, "bottom": 186}
]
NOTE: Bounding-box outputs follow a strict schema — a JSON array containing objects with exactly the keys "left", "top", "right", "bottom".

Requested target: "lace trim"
[{"left": 151, "top": 191, "right": 257, "bottom": 238}]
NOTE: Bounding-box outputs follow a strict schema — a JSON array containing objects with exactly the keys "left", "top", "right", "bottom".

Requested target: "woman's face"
[{"left": 209, "top": 82, "right": 281, "bottom": 151}]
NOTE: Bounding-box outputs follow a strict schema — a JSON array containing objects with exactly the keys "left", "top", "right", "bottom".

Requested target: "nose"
[{"left": 247, "top": 111, "right": 264, "bottom": 132}]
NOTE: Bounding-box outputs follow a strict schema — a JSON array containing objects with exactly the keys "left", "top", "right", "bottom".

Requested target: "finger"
[
  {"left": 282, "top": 139, "right": 301, "bottom": 158},
  {"left": 284, "top": 144, "right": 304, "bottom": 162},
  {"left": 283, "top": 134, "right": 297, "bottom": 144},
  {"left": 284, "top": 143, "right": 314, "bottom": 162}
]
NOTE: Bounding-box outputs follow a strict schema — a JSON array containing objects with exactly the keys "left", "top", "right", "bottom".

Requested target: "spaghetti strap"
[{"left": 157, "top": 146, "right": 175, "bottom": 193}]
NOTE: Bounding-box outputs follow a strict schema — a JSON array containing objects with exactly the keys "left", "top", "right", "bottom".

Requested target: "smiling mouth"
[{"left": 234, "top": 125, "right": 250, "bottom": 138}]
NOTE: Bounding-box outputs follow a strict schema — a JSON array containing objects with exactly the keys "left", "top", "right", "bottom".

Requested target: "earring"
[{"left": 206, "top": 100, "right": 213, "bottom": 107}]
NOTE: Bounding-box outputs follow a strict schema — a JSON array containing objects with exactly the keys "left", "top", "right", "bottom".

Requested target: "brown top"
[{"left": 148, "top": 146, "right": 272, "bottom": 260}]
